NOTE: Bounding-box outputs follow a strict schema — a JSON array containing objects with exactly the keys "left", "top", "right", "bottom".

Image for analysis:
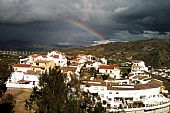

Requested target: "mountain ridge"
[
  {"left": 62, "top": 38, "right": 170, "bottom": 68},
  {"left": 1, "top": 38, "right": 170, "bottom": 68}
]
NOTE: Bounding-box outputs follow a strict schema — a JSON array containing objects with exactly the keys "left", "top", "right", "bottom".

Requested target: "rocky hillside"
[{"left": 62, "top": 38, "right": 170, "bottom": 68}]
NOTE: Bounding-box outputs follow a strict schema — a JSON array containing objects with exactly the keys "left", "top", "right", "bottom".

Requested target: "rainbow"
[{"left": 65, "top": 18, "right": 106, "bottom": 41}]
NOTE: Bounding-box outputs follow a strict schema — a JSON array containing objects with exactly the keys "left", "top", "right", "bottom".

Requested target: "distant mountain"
[
  {"left": 0, "top": 40, "right": 81, "bottom": 52},
  {"left": 1, "top": 38, "right": 170, "bottom": 68},
  {"left": 0, "top": 40, "right": 52, "bottom": 51},
  {"left": 62, "top": 38, "right": 170, "bottom": 68}
]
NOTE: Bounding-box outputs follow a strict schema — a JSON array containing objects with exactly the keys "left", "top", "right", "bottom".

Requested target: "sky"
[{"left": 0, "top": 0, "right": 170, "bottom": 45}]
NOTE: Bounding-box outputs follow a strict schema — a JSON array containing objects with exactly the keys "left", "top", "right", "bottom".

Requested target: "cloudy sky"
[{"left": 0, "top": 0, "right": 170, "bottom": 45}]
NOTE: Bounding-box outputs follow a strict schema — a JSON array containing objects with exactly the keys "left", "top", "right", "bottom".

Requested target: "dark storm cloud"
[
  {"left": 114, "top": 0, "right": 170, "bottom": 33},
  {"left": 0, "top": 0, "right": 170, "bottom": 44}
]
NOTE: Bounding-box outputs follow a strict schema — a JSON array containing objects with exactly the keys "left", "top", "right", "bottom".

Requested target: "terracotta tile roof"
[
  {"left": 76, "top": 54, "right": 86, "bottom": 59},
  {"left": 17, "top": 79, "right": 31, "bottom": 84},
  {"left": 41, "top": 55, "right": 47, "bottom": 58},
  {"left": 32, "top": 66, "right": 45, "bottom": 68},
  {"left": 32, "top": 54, "right": 47, "bottom": 58},
  {"left": 31, "top": 54, "right": 42, "bottom": 58},
  {"left": 66, "top": 55, "right": 75, "bottom": 59},
  {"left": 61, "top": 67, "right": 77, "bottom": 73},
  {"left": 99, "top": 64, "right": 119, "bottom": 69},
  {"left": 52, "top": 55, "right": 59, "bottom": 58},
  {"left": 85, "top": 61, "right": 93, "bottom": 64},
  {"left": 35, "top": 60, "right": 51, "bottom": 63},
  {"left": 13, "top": 64, "right": 31, "bottom": 67},
  {"left": 70, "top": 62, "right": 79, "bottom": 66}
]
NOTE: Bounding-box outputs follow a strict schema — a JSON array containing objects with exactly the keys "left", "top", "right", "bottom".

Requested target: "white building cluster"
[
  {"left": 6, "top": 51, "right": 116, "bottom": 89},
  {"left": 6, "top": 51, "right": 67, "bottom": 88},
  {"left": 80, "top": 60, "right": 170, "bottom": 112},
  {"left": 6, "top": 51, "right": 170, "bottom": 112}
]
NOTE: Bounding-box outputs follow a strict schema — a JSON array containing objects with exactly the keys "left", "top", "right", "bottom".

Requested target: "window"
[
  {"left": 36, "top": 63, "right": 39, "bottom": 66},
  {"left": 101, "top": 94, "right": 104, "bottom": 97},
  {"left": 116, "top": 92, "right": 119, "bottom": 94},
  {"left": 107, "top": 104, "right": 111, "bottom": 109},
  {"left": 101, "top": 87, "right": 104, "bottom": 90},
  {"left": 94, "top": 87, "right": 98, "bottom": 90},
  {"left": 108, "top": 98, "right": 112, "bottom": 101},
  {"left": 41, "top": 68, "right": 45, "bottom": 70},
  {"left": 103, "top": 100, "right": 106, "bottom": 105},
  {"left": 9, "top": 79, "right": 12, "bottom": 83},
  {"left": 109, "top": 92, "right": 112, "bottom": 94},
  {"left": 106, "top": 70, "right": 108, "bottom": 73}
]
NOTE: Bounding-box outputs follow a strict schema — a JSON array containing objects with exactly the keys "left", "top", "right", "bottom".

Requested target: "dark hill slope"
[
  {"left": 62, "top": 38, "right": 170, "bottom": 68},
  {"left": 0, "top": 40, "right": 52, "bottom": 51}
]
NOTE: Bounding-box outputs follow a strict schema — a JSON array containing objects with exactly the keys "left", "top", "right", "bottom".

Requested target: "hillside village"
[
  {"left": 5, "top": 50, "right": 170, "bottom": 113},
  {"left": 62, "top": 38, "right": 170, "bottom": 69}
]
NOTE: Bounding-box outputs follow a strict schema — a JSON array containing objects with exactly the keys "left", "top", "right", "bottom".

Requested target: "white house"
[
  {"left": 131, "top": 60, "right": 148, "bottom": 76},
  {"left": 60, "top": 67, "right": 78, "bottom": 83},
  {"left": 100, "top": 58, "right": 107, "bottom": 65},
  {"left": 98, "top": 65, "right": 121, "bottom": 79},
  {"left": 31, "top": 60, "right": 56, "bottom": 73},
  {"left": 20, "top": 54, "right": 48, "bottom": 64},
  {"left": 6, "top": 70, "right": 41, "bottom": 89},
  {"left": 13, "top": 64, "right": 32, "bottom": 73},
  {"left": 47, "top": 51, "right": 67, "bottom": 67},
  {"left": 20, "top": 51, "right": 67, "bottom": 67},
  {"left": 7, "top": 58, "right": 57, "bottom": 89}
]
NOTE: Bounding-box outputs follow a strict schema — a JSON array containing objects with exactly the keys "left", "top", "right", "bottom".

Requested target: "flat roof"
[{"left": 13, "top": 64, "right": 31, "bottom": 67}]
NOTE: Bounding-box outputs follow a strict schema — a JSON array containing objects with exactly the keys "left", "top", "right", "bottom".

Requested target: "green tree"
[
  {"left": 0, "top": 61, "right": 13, "bottom": 94},
  {"left": 0, "top": 94, "right": 15, "bottom": 113},
  {"left": 26, "top": 66, "right": 105, "bottom": 113},
  {"left": 0, "top": 61, "right": 15, "bottom": 113},
  {"left": 102, "top": 74, "right": 109, "bottom": 80},
  {"left": 38, "top": 67, "right": 67, "bottom": 113}
]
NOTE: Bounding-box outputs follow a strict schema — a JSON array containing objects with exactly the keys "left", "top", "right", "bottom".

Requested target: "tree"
[
  {"left": 0, "top": 94, "right": 15, "bottom": 113},
  {"left": 0, "top": 61, "right": 13, "bottom": 94},
  {"left": 38, "top": 67, "right": 67, "bottom": 113},
  {"left": 102, "top": 74, "right": 109, "bottom": 80},
  {"left": 26, "top": 67, "right": 83, "bottom": 113},
  {"left": 26, "top": 66, "right": 105, "bottom": 113},
  {"left": 0, "top": 61, "right": 15, "bottom": 113}
]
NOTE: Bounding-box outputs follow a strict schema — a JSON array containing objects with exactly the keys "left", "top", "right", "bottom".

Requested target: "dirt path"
[{"left": 7, "top": 88, "right": 32, "bottom": 113}]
